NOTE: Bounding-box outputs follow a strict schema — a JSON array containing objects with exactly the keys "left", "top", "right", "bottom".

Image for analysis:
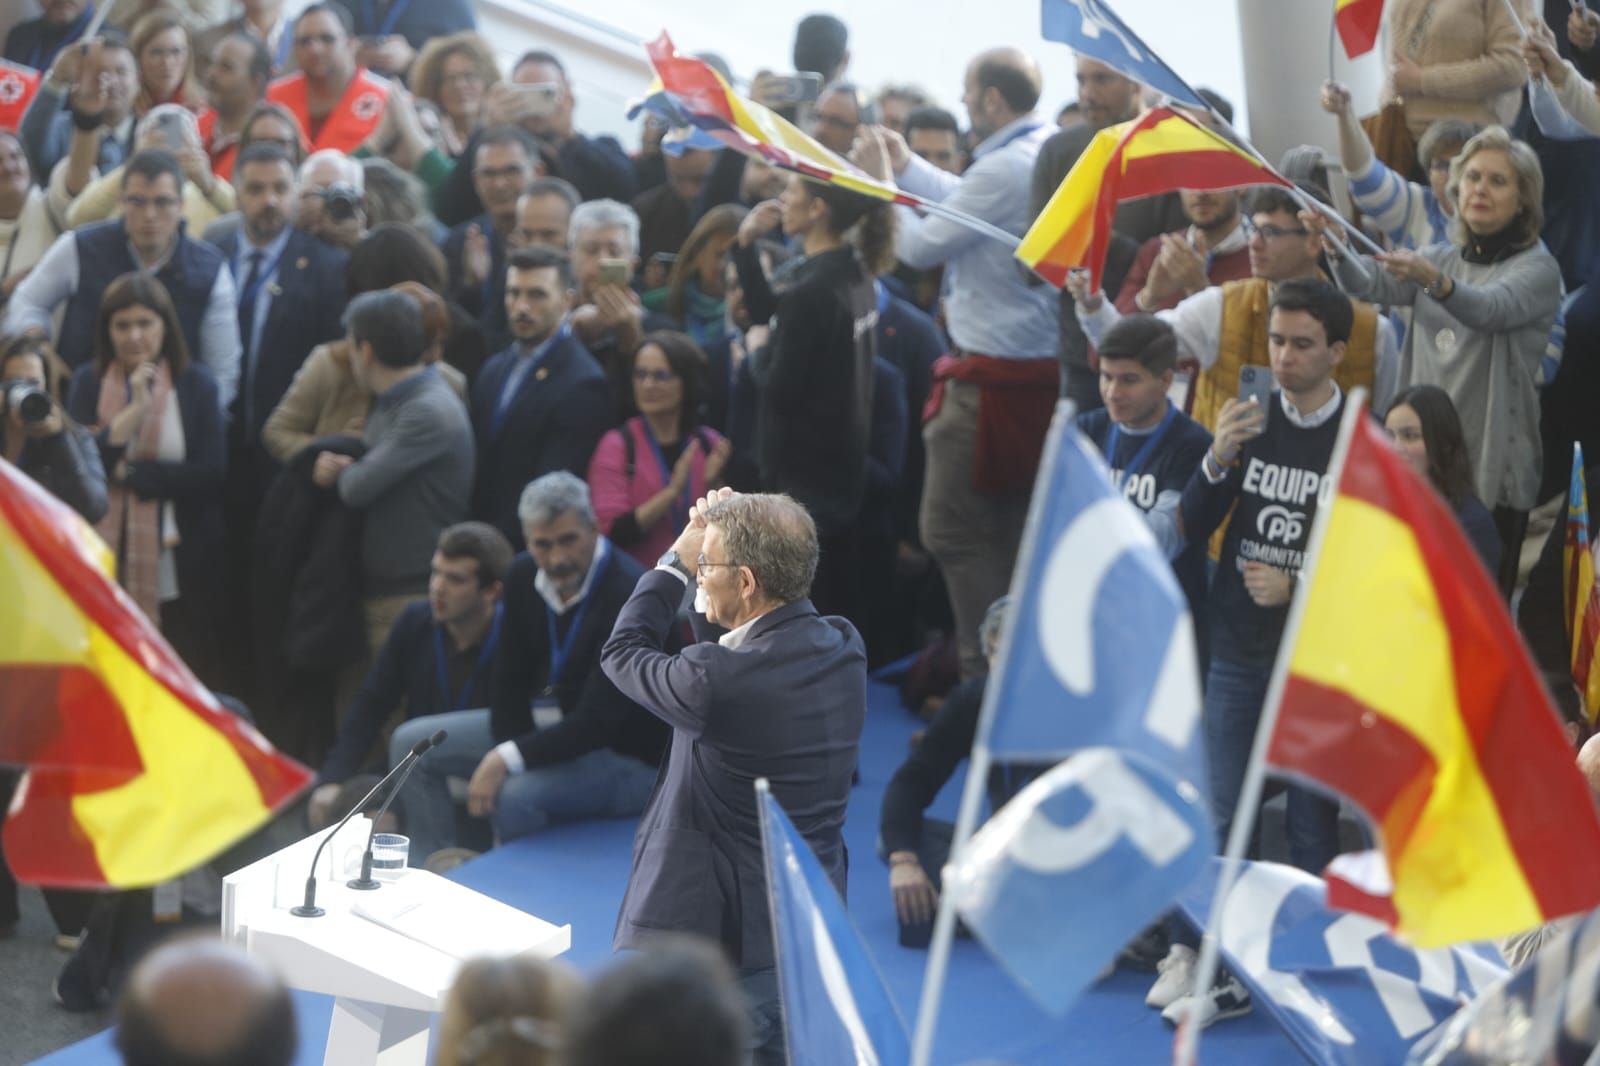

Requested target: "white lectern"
[{"left": 222, "top": 818, "right": 571, "bottom": 1066}]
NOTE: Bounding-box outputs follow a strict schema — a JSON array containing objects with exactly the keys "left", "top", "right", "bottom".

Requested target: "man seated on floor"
[
  {"left": 305, "top": 522, "right": 513, "bottom": 829},
  {"left": 391, "top": 472, "right": 669, "bottom": 860}
]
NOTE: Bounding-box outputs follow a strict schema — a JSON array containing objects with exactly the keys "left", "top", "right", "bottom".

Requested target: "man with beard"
[
  {"left": 470, "top": 246, "right": 612, "bottom": 545},
  {"left": 1115, "top": 188, "right": 1252, "bottom": 314}
]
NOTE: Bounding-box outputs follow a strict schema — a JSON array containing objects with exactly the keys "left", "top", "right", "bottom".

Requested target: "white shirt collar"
[
  {"left": 1198, "top": 218, "right": 1248, "bottom": 257},
  {"left": 534, "top": 537, "right": 610, "bottom": 615},
  {"left": 718, "top": 613, "right": 762, "bottom": 650},
  {"left": 1279, "top": 383, "right": 1342, "bottom": 429},
  {"left": 971, "top": 113, "right": 1040, "bottom": 160}
]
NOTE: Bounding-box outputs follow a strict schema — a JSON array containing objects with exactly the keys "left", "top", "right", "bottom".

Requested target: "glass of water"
[{"left": 370, "top": 833, "right": 410, "bottom": 880}]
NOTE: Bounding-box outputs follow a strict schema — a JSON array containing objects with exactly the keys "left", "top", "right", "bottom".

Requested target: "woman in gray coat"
[{"left": 1310, "top": 125, "right": 1562, "bottom": 594}]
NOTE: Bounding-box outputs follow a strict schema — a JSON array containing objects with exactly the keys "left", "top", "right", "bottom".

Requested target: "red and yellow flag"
[
  {"left": 1567, "top": 443, "right": 1600, "bottom": 722},
  {"left": 1267, "top": 407, "right": 1600, "bottom": 947},
  {"left": 1016, "top": 107, "right": 1289, "bottom": 289},
  {"left": 1335, "top": 0, "right": 1385, "bottom": 59},
  {"left": 0, "top": 462, "right": 309, "bottom": 888}
]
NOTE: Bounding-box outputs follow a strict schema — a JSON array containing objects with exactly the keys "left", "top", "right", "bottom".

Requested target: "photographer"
[
  {"left": 0, "top": 333, "right": 107, "bottom": 523},
  {"left": 295, "top": 148, "right": 365, "bottom": 251}
]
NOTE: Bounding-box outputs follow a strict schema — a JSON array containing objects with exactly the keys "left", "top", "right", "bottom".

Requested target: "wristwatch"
[
  {"left": 657, "top": 550, "right": 693, "bottom": 581},
  {"left": 1422, "top": 273, "right": 1452, "bottom": 300}
]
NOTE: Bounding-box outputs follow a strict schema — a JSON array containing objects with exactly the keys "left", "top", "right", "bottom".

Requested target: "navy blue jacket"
[
  {"left": 874, "top": 291, "right": 946, "bottom": 544},
  {"left": 602, "top": 569, "right": 866, "bottom": 970},
  {"left": 442, "top": 213, "right": 508, "bottom": 354},
  {"left": 66, "top": 361, "right": 227, "bottom": 617},
  {"left": 319, "top": 599, "right": 498, "bottom": 782},
  {"left": 214, "top": 227, "right": 348, "bottom": 448},
  {"left": 469, "top": 331, "right": 613, "bottom": 546}
]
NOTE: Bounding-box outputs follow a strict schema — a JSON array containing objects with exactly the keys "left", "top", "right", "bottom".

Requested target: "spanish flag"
[
  {"left": 1567, "top": 444, "right": 1600, "bottom": 723},
  {"left": 1016, "top": 107, "right": 1289, "bottom": 289},
  {"left": 631, "top": 33, "right": 1022, "bottom": 249},
  {"left": 1334, "top": 0, "right": 1385, "bottom": 59},
  {"left": 0, "top": 462, "right": 309, "bottom": 888},
  {"left": 1266, "top": 403, "right": 1600, "bottom": 947}
]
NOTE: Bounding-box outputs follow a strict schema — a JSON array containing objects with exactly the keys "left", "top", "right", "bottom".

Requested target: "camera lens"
[{"left": 3, "top": 381, "right": 50, "bottom": 424}]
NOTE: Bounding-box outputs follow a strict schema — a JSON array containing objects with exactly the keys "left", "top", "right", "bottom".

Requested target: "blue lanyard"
[
  {"left": 432, "top": 603, "right": 502, "bottom": 711},
  {"left": 544, "top": 548, "right": 611, "bottom": 690},
  {"left": 27, "top": 4, "right": 92, "bottom": 71},
  {"left": 361, "top": 0, "right": 413, "bottom": 38},
  {"left": 237, "top": 241, "right": 289, "bottom": 311},
  {"left": 1105, "top": 401, "right": 1178, "bottom": 484},
  {"left": 273, "top": 22, "right": 292, "bottom": 70},
  {"left": 640, "top": 419, "right": 692, "bottom": 532},
  {"left": 492, "top": 324, "right": 567, "bottom": 434},
  {"left": 977, "top": 120, "right": 1042, "bottom": 160}
]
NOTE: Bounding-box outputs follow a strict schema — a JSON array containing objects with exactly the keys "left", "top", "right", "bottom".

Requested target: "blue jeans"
[
  {"left": 390, "top": 710, "right": 661, "bottom": 857},
  {"left": 1203, "top": 658, "right": 1340, "bottom": 874}
]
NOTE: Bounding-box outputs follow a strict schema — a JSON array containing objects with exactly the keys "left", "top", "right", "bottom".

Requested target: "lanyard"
[
  {"left": 27, "top": 5, "right": 92, "bottom": 71},
  {"left": 272, "top": 22, "right": 292, "bottom": 70},
  {"left": 545, "top": 548, "right": 610, "bottom": 690},
  {"left": 976, "top": 120, "right": 1042, "bottom": 160},
  {"left": 640, "top": 419, "right": 692, "bottom": 532},
  {"left": 433, "top": 604, "right": 502, "bottom": 711},
  {"left": 491, "top": 324, "right": 567, "bottom": 434},
  {"left": 237, "top": 240, "right": 290, "bottom": 311},
  {"left": 1105, "top": 401, "right": 1178, "bottom": 484},
  {"left": 362, "top": 0, "right": 413, "bottom": 38}
]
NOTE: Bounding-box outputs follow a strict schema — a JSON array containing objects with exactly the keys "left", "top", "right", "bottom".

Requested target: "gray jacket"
[
  {"left": 1331, "top": 241, "right": 1562, "bottom": 511},
  {"left": 338, "top": 366, "right": 473, "bottom": 596}
]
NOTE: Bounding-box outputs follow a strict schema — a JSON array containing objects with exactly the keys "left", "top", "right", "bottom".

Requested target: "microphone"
[
  {"left": 290, "top": 729, "right": 448, "bottom": 917},
  {"left": 347, "top": 728, "right": 448, "bottom": 891}
]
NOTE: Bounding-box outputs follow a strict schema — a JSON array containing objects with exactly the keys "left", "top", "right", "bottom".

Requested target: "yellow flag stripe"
[{"left": 1289, "top": 496, "right": 1543, "bottom": 943}]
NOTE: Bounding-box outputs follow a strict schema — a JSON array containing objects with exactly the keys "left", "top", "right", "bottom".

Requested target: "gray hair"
[
  {"left": 360, "top": 157, "right": 429, "bottom": 228},
  {"left": 979, "top": 595, "right": 1012, "bottom": 661},
  {"left": 1445, "top": 126, "right": 1544, "bottom": 251},
  {"left": 299, "top": 148, "right": 364, "bottom": 192},
  {"left": 517, "top": 471, "right": 596, "bottom": 529},
  {"left": 569, "top": 198, "right": 640, "bottom": 257},
  {"left": 1417, "top": 119, "right": 1479, "bottom": 171},
  {"left": 701, "top": 494, "right": 817, "bottom": 605}
]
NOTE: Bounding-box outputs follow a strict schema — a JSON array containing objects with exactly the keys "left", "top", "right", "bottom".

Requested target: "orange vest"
[
  {"left": 0, "top": 61, "right": 40, "bottom": 134},
  {"left": 196, "top": 109, "right": 241, "bottom": 182},
  {"left": 1190, "top": 276, "right": 1379, "bottom": 434},
  {"left": 266, "top": 67, "right": 389, "bottom": 154}
]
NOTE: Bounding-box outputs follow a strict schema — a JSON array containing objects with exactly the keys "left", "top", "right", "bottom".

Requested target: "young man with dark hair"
[
  {"left": 792, "top": 13, "right": 849, "bottom": 83},
  {"left": 904, "top": 106, "right": 964, "bottom": 174},
  {"left": 7, "top": 147, "right": 241, "bottom": 403},
  {"left": 316, "top": 290, "right": 475, "bottom": 655},
  {"left": 471, "top": 245, "right": 611, "bottom": 545},
  {"left": 567, "top": 939, "right": 749, "bottom": 1066},
  {"left": 1076, "top": 313, "right": 1213, "bottom": 619},
  {"left": 445, "top": 126, "right": 542, "bottom": 352},
  {"left": 308, "top": 521, "right": 514, "bottom": 827}
]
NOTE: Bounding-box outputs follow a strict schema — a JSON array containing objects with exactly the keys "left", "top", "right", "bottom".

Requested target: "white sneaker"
[
  {"left": 1161, "top": 974, "right": 1252, "bottom": 1029},
  {"left": 1144, "top": 944, "right": 1196, "bottom": 1008}
]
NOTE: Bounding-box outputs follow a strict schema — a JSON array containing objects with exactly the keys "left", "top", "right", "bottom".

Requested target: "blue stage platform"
[{"left": 34, "top": 680, "right": 1299, "bottom": 1064}]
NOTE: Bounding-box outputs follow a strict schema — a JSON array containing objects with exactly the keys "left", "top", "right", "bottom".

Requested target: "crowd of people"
[{"left": 2, "top": 0, "right": 1600, "bottom": 1059}]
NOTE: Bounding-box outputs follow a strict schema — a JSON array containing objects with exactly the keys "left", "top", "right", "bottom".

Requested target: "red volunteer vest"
[{"left": 266, "top": 67, "right": 389, "bottom": 154}]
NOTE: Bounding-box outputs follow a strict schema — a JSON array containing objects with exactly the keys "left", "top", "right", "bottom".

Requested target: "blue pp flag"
[
  {"left": 758, "top": 785, "right": 910, "bottom": 1066},
  {"left": 945, "top": 748, "right": 1213, "bottom": 1014},
  {"left": 1175, "top": 860, "right": 1507, "bottom": 1066},
  {"left": 1040, "top": 0, "right": 1205, "bottom": 107}
]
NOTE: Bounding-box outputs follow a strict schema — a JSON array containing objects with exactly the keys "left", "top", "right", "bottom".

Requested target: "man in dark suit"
[
  {"left": 442, "top": 127, "right": 539, "bottom": 355},
  {"left": 601, "top": 489, "right": 867, "bottom": 1063},
  {"left": 392, "top": 473, "right": 667, "bottom": 857},
  {"left": 470, "top": 246, "right": 613, "bottom": 546},
  {"left": 215, "top": 140, "right": 348, "bottom": 701}
]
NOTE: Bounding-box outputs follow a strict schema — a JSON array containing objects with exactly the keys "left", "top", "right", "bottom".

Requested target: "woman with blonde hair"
[
  {"left": 652, "top": 203, "right": 747, "bottom": 347},
  {"left": 129, "top": 10, "right": 204, "bottom": 115},
  {"left": 1314, "top": 125, "right": 1562, "bottom": 594},
  {"left": 409, "top": 32, "right": 501, "bottom": 159},
  {"left": 435, "top": 955, "right": 582, "bottom": 1066}
]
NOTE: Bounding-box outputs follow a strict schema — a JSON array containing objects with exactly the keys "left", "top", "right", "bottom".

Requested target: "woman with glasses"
[
  {"left": 587, "top": 330, "right": 731, "bottom": 568},
  {"left": 129, "top": 10, "right": 203, "bottom": 115},
  {"left": 1314, "top": 126, "right": 1562, "bottom": 595},
  {"left": 66, "top": 272, "right": 226, "bottom": 684},
  {"left": 409, "top": 33, "right": 500, "bottom": 160}
]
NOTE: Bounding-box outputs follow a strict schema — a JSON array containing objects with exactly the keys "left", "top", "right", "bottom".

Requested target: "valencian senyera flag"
[
  {"left": 1016, "top": 106, "right": 1290, "bottom": 289},
  {"left": 1334, "top": 0, "right": 1385, "bottom": 59},
  {"left": 1266, "top": 401, "right": 1600, "bottom": 947},
  {"left": 0, "top": 461, "right": 310, "bottom": 888},
  {"left": 1566, "top": 444, "right": 1600, "bottom": 723},
  {"left": 628, "top": 32, "right": 1021, "bottom": 249}
]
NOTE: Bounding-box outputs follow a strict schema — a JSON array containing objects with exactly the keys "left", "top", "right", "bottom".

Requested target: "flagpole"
[
  {"left": 909, "top": 399, "right": 1076, "bottom": 1066},
  {"left": 1172, "top": 388, "right": 1370, "bottom": 1066}
]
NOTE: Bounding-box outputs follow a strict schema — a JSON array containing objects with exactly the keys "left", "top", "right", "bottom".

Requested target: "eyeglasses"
[
  {"left": 1242, "top": 220, "right": 1308, "bottom": 241},
  {"left": 633, "top": 368, "right": 677, "bottom": 384},
  {"left": 696, "top": 554, "right": 740, "bottom": 571},
  {"left": 473, "top": 164, "right": 530, "bottom": 182}
]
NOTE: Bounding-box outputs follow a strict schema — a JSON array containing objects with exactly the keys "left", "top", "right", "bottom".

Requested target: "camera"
[
  {"left": 320, "top": 183, "right": 363, "bottom": 224},
  {"left": 1, "top": 379, "right": 51, "bottom": 424}
]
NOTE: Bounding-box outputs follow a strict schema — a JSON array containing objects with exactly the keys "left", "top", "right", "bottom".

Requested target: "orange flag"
[
  {"left": 0, "top": 462, "right": 309, "bottom": 888},
  {"left": 1267, "top": 404, "right": 1600, "bottom": 946}
]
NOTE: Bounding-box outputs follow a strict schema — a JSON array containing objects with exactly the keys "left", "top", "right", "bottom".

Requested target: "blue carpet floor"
[{"left": 34, "top": 681, "right": 1299, "bottom": 1064}]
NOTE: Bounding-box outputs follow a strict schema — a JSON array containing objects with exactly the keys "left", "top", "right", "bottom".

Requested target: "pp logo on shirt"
[{"left": 1256, "top": 505, "right": 1306, "bottom": 544}]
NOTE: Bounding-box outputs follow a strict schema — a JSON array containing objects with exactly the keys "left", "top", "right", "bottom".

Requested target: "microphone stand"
[{"left": 347, "top": 734, "right": 440, "bottom": 890}]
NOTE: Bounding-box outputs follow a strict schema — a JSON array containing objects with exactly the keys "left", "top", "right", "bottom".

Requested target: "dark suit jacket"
[
  {"left": 442, "top": 213, "right": 509, "bottom": 353},
  {"left": 601, "top": 569, "right": 867, "bottom": 970},
  {"left": 215, "top": 227, "right": 349, "bottom": 451},
  {"left": 469, "top": 332, "right": 614, "bottom": 545}
]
